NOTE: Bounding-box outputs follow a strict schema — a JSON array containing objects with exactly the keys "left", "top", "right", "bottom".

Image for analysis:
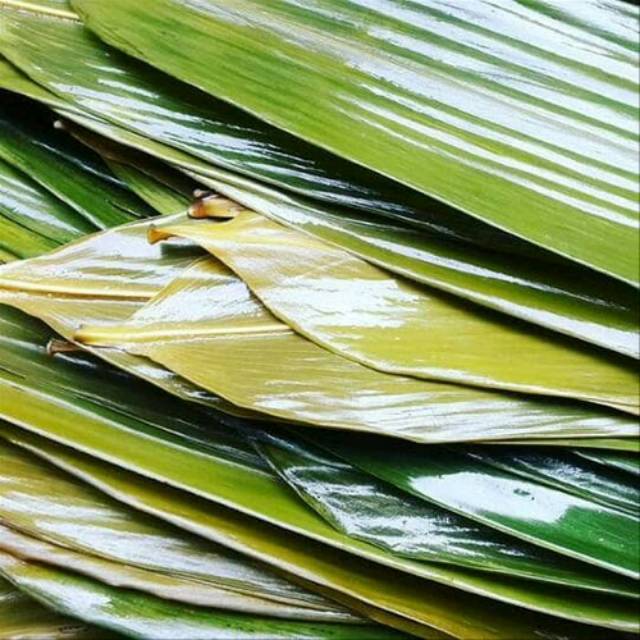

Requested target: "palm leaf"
[
  {"left": 71, "top": 0, "right": 640, "bottom": 285},
  {"left": 150, "top": 213, "right": 638, "bottom": 412}
]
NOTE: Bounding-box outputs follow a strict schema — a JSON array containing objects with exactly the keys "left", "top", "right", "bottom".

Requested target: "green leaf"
[
  {"left": 1, "top": 424, "right": 631, "bottom": 640},
  {"left": 3, "top": 9, "right": 638, "bottom": 358},
  {"left": 0, "top": 214, "right": 58, "bottom": 259},
  {"left": 0, "top": 575, "right": 97, "bottom": 639},
  {"left": 461, "top": 446, "right": 639, "bottom": 515},
  {"left": 154, "top": 213, "right": 638, "bottom": 413},
  {"left": 189, "top": 173, "right": 640, "bottom": 358},
  {"left": 1, "top": 312, "right": 635, "bottom": 636},
  {"left": 0, "top": 100, "right": 154, "bottom": 228},
  {"left": 0, "top": 552, "right": 399, "bottom": 640},
  {"left": 0, "top": 156, "right": 95, "bottom": 244},
  {"left": 73, "top": 255, "right": 638, "bottom": 443},
  {"left": 0, "top": 439, "right": 354, "bottom": 620},
  {"left": 6, "top": 38, "right": 634, "bottom": 360},
  {"left": 311, "top": 432, "right": 640, "bottom": 578},
  {"left": 71, "top": 0, "right": 640, "bottom": 285},
  {"left": 574, "top": 449, "right": 640, "bottom": 477},
  {"left": 0, "top": 0, "right": 533, "bottom": 252},
  {"left": 0, "top": 523, "right": 353, "bottom": 622},
  {"left": 254, "top": 431, "right": 639, "bottom": 596}
]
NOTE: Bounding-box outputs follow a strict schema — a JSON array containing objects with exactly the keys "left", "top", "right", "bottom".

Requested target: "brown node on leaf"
[
  {"left": 188, "top": 194, "right": 244, "bottom": 220},
  {"left": 46, "top": 338, "right": 82, "bottom": 357}
]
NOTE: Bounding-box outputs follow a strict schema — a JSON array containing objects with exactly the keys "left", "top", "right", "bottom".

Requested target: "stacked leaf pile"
[{"left": 0, "top": 1, "right": 638, "bottom": 638}]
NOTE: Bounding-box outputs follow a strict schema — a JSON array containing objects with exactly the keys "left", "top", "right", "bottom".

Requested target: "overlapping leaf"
[
  {"left": 68, "top": 246, "right": 637, "bottom": 443},
  {"left": 0, "top": 438, "right": 354, "bottom": 620},
  {"left": 71, "top": 0, "right": 640, "bottom": 284},
  {"left": 0, "top": 575, "right": 97, "bottom": 639},
  {"left": 151, "top": 214, "right": 638, "bottom": 412},
  {"left": 2, "top": 2, "right": 638, "bottom": 358},
  {"left": 309, "top": 432, "right": 640, "bottom": 578},
  {"left": 0, "top": 551, "right": 399, "bottom": 640}
]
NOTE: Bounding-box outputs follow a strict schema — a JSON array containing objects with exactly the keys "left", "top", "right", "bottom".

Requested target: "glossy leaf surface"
[
  {"left": 75, "top": 254, "right": 639, "bottom": 443},
  {"left": 254, "top": 432, "right": 639, "bottom": 596},
  {"left": 5, "top": 42, "right": 635, "bottom": 358},
  {"left": 3, "top": 424, "right": 635, "bottom": 640},
  {"left": 159, "top": 214, "right": 638, "bottom": 412},
  {"left": 313, "top": 433, "right": 640, "bottom": 577},
  {"left": 3, "top": 311, "right": 639, "bottom": 633},
  {"left": 3, "top": 27, "right": 638, "bottom": 356},
  {"left": 463, "top": 446, "right": 640, "bottom": 515},
  {"left": 0, "top": 156, "right": 95, "bottom": 244},
  {"left": 0, "top": 552, "right": 397, "bottom": 640},
  {"left": 72, "top": 0, "right": 640, "bottom": 284},
  {"left": 574, "top": 449, "right": 640, "bottom": 477},
  {"left": 0, "top": 0, "right": 536, "bottom": 251},
  {"left": 0, "top": 575, "right": 97, "bottom": 639},
  {"left": 0, "top": 439, "right": 350, "bottom": 619},
  {"left": 0, "top": 100, "right": 154, "bottom": 228},
  {"left": 189, "top": 176, "right": 640, "bottom": 358},
  {"left": 0, "top": 523, "right": 351, "bottom": 621}
]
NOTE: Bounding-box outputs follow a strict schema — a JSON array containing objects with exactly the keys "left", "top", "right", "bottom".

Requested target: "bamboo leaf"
[
  {"left": 574, "top": 449, "right": 640, "bottom": 477},
  {"left": 0, "top": 575, "right": 97, "bottom": 639},
  {"left": 461, "top": 446, "right": 640, "bottom": 516},
  {"left": 5, "top": 43, "right": 635, "bottom": 357},
  {"left": 0, "top": 424, "right": 629, "bottom": 640},
  {"left": 0, "top": 523, "right": 352, "bottom": 622},
  {"left": 310, "top": 432, "right": 640, "bottom": 578},
  {"left": 0, "top": 439, "right": 353, "bottom": 620},
  {"left": 253, "top": 431, "right": 639, "bottom": 596},
  {"left": 1, "top": 313, "right": 636, "bottom": 635},
  {"left": 0, "top": 100, "right": 155, "bottom": 228},
  {"left": 74, "top": 256, "right": 638, "bottom": 443},
  {"left": 0, "top": 0, "right": 534, "bottom": 251},
  {"left": 0, "top": 156, "right": 95, "bottom": 244},
  {"left": 153, "top": 214, "right": 638, "bottom": 412},
  {"left": 71, "top": 0, "right": 640, "bottom": 284},
  {"left": 0, "top": 552, "right": 400, "bottom": 640}
]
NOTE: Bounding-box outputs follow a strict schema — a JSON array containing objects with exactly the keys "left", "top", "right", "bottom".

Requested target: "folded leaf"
[
  {"left": 72, "top": 0, "right": 640, "bottom": 284},
  {"left": 75, "top": 253, "right": 639, "bottom": 443},
  {"left": 155, "top": 214, "right": 638, "bottom": 412}
]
